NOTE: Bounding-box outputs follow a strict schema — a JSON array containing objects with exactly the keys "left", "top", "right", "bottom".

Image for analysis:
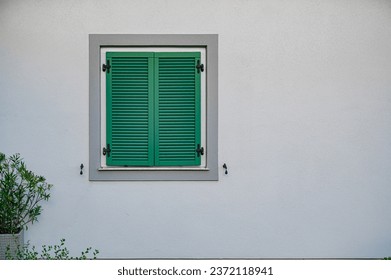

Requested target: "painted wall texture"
[{"left": 1, "top": 0, "right": 391, "bottom": 258}]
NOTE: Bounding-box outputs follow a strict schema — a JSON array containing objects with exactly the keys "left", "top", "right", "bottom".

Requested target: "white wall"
[{"left": 1, "top": 0, "right": 391, "bottom": 258}]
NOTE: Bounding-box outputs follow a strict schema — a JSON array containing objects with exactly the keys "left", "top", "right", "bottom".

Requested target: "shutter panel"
[
  {"left": 155, "top": 52, "right": 201, "bottom": 166},
  {"left": 106, "top": 52, "right": 154, "bottom": 166}
]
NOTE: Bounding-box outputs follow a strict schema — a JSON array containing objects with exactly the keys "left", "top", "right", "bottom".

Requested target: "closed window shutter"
[
  {"left": 155, "top": 52, "right": 201, "bottom": 166},
  {"left": 106, "top": 52, "right": 154, "bottom": 166}
]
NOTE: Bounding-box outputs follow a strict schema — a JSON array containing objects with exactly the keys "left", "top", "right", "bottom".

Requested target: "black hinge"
[
  {"left": 102, "top": 144, "right": 111, "bottom": 157},
  {"left": 196, "top": 144, "right": 204, "bottom": 157},
  {"left": 196, "top": 60, "right": 204, "bottom": 73},
  {"left": 102, "top": 60, "right": 111, "bottom": 73}
]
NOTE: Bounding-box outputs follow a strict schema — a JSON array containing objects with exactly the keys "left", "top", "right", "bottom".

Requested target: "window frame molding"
[{"left": 89, "top": 34, "right": 218, "bottom": 181}]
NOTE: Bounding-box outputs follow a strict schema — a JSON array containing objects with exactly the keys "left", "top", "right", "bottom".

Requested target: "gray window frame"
[{"left": 89, "top": 34, "right": 218, "bottom": 181}]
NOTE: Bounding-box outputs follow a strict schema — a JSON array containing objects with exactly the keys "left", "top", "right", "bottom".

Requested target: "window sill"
[
  {"left": 98, "top": 167, "right": 210, "bottom": 171},
  {"left": 91, "top": 166, "right": 216, "bottom": 181}
]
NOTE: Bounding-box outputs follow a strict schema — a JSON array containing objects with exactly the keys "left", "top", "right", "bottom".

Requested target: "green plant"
[
  {"left": 6, "top": 238, "right": 99, "bottom": 260},
  {"left": 0, "top": 153, "right": 53, "bottom": 234}
]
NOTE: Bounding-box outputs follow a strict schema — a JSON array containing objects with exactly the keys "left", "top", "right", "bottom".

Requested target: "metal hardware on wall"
[
  {"left": 196, "top": 144, "right": 204, "bottom": 157},
  {"left": 196, "top": 60, "right": 204, "bottom": 73},
  {"left": 102, "top": 60, "right": 111, "bottom": 73},
  {"left": 223, "top": 163, "right": 228, "bottom": 175},
  {"left": 80, "top": 163, "right": 84, "bottom": 175},
  {"left": 103, "top": 144, "right": 111, "bottom": 157}
]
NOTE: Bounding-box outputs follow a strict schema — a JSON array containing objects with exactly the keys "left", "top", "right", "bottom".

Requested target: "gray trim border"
[{"left": 89, "top": 34, "right": 218, "bottom": 181}]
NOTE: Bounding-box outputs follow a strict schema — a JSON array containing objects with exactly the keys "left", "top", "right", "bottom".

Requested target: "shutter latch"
[
  {"left": 196, "top": 60, "right": 204, "bottom": 73},
  {"left": 102, "top": 60, "right": 111, "bottom": 73},
  {"left": 196, "top": 144, "right": 204, "bottom": 157},
  {"left": 103, "top": 144, "right": 111, "bottom": 157}
]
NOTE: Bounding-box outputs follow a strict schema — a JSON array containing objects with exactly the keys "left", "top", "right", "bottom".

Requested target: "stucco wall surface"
[{"left": 1, "top": 0, "right": 391, "bottom": 258}]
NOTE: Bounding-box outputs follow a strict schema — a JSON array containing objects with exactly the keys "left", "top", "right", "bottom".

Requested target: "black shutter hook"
[{"left": 223, "top": 163, "right": 228, "bottom": 175}]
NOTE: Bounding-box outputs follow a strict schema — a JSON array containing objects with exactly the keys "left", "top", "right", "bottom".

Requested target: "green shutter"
[
  {"left": 105, "top": 51, "right": 202, "bottom": 167},
  {"left": 106, "top": 52, "right": 154, "bottom": 166},
  {"left": 154, "top": 52, "right": 201, "bottom": 166}
]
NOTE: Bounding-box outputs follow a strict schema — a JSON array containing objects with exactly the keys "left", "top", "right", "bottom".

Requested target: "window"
[
  {"left": 89, "top": 35, "right": 218, "bottom": 180},
  {"left": 102, "top": 49, "right": 206, "bottom": 168}
]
